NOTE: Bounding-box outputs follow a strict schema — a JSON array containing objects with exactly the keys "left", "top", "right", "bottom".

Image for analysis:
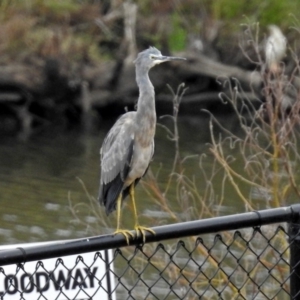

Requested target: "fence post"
[
  {"left": 289, "top": 213, "right": 300, "bottom": 300},
  {"left": 104, "top": 249, "right": 113, "bottom": 300}
]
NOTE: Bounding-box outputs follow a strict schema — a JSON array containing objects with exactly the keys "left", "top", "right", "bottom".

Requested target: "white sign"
[{"left": 0, "top": 241, "right": 116, "bottom": 300}]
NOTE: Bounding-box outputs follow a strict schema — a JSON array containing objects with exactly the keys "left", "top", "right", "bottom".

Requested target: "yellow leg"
[
  {"left": 116, "top": 193, "right": 122, "bottom": 231},
  {"left": 129, "top": 184, "right": 155, "bottom": 243},
  {"left": 113, "top": 194, "right": 134, "bottom": 244}
]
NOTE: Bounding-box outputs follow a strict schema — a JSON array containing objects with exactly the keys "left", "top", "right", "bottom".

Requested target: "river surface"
[{"left": 0, "top": 113, "right": 270, "bottom": 245}]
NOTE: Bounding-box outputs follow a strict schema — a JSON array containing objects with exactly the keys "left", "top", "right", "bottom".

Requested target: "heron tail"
[{"left": 98, "top": 175, "right": 124, "bottom": 215}]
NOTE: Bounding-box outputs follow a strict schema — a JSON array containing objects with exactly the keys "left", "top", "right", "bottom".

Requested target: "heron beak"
[
  {"left": 152, "top": 55, "right": 186, "bottom": 64},
  {"left": 159, "top": 56, "right": 186, "bottom": 62}
]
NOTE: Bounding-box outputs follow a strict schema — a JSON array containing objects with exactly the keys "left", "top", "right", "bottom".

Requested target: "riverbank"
[{"left": 0, "top": 1, "right": 298, "bottom": 136}]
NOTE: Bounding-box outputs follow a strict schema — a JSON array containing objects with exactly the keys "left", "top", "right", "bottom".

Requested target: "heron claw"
[
  {"left": 113, "top": 229, "right": 134, "bottom": 245},
  {"left": 134, "top": 225, "right": 155, "bottom": 243}
]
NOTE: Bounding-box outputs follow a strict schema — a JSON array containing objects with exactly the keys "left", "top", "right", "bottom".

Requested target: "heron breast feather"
[{"left": 125, "top": 144, "right": 153, "bottom": 185}]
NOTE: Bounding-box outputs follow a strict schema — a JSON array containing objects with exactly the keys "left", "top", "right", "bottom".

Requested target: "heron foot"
[
  {"left": 113, "top": 229, "right": 134, "bottom": 245},
  {"left": 134, "top": 225, "right": 155, "bottom": 243}
]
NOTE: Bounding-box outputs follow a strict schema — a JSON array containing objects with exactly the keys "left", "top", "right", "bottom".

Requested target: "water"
[
  {"left": 0, "top": 113, "right": 296, "bottom": 299},
  {"left": 0, "top": 113, "right": 265, "bottom": 245}
]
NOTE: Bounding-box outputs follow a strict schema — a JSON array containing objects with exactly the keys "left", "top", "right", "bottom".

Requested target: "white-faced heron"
[{"left": 98, "top": 47, "right": 186, "bottom": 243}]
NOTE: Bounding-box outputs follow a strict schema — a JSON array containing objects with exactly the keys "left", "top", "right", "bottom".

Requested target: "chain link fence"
[
  {"left": 0, "top": 205, "right": 300, "bottom": 299},
  {"left": 112, "top": 225, "right": 293, "bottom": 299}
]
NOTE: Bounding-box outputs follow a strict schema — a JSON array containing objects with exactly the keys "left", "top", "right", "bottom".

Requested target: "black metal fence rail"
[
  {"left": 1, "top": 204, "right": 300, "bottom": 266},
  {"left": 0, "top": 204, "right": 300, "bottom": 300}
]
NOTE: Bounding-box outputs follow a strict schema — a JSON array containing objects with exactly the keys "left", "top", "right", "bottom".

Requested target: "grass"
[
  {"left": 0, "top": 1, "right": 299, "bottom": 65},
  {"left": 0, "top": 0, "right": 102, "bottom": 64}
]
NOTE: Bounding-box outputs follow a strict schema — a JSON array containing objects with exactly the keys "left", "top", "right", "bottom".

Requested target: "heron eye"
[{"left": 150, "top": 55, "right": 155, "bottom": 60}]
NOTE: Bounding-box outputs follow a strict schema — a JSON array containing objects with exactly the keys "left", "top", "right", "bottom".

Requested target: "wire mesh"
[{"left": 0, "top": 223, "right": 297, "bottom": 300}]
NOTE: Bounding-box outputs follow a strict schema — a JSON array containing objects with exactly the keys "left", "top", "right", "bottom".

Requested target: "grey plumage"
[
  {"left": 99, "top": 112, "right": 137, "bottom": 214},
  {"left": 98, "top": 47, "right": 186, "bottom": 241}
]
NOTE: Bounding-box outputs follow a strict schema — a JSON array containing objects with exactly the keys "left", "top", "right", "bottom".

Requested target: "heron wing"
[
  {"left": 122, "top": 138, "right": 155, "bottom": 200},
  {"left": 98, "top": 112, "right": 136, "bottom": 213}
]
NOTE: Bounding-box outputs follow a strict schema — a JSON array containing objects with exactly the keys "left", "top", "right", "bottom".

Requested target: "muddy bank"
[
  {"left": 0, "top": 1, "right": 298, "bottom": 136},
  {"left": 0, "top": 46, "right": 297, "bottom": 136}
]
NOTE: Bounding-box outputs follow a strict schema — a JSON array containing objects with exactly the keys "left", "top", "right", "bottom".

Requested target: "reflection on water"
[{"left": 0, "top": 114, "right": 250, "bottom": 245}]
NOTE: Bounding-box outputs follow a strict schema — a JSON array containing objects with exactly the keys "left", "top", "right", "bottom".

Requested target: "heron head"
[{"left": 134, "top": 46, "right": 186, "bottom": 70}]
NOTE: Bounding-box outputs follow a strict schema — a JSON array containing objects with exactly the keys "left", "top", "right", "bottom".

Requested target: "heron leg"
[
  {"left": 113, "top": 193, "right": 134, "bottom": 245},
  {"left": 116, "top": 193, "right": 122, "bottom": 231},
  {"left": 129, "top": 184, "right": 155, "bottom": 243}
]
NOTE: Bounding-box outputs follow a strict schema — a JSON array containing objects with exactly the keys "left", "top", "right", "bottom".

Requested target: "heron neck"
[
  {"left": 135, "top": 67, "right": 156, "bottom": 142},
  {"left": 136, "top": 67, "right": 156, "bottom": 113}
]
